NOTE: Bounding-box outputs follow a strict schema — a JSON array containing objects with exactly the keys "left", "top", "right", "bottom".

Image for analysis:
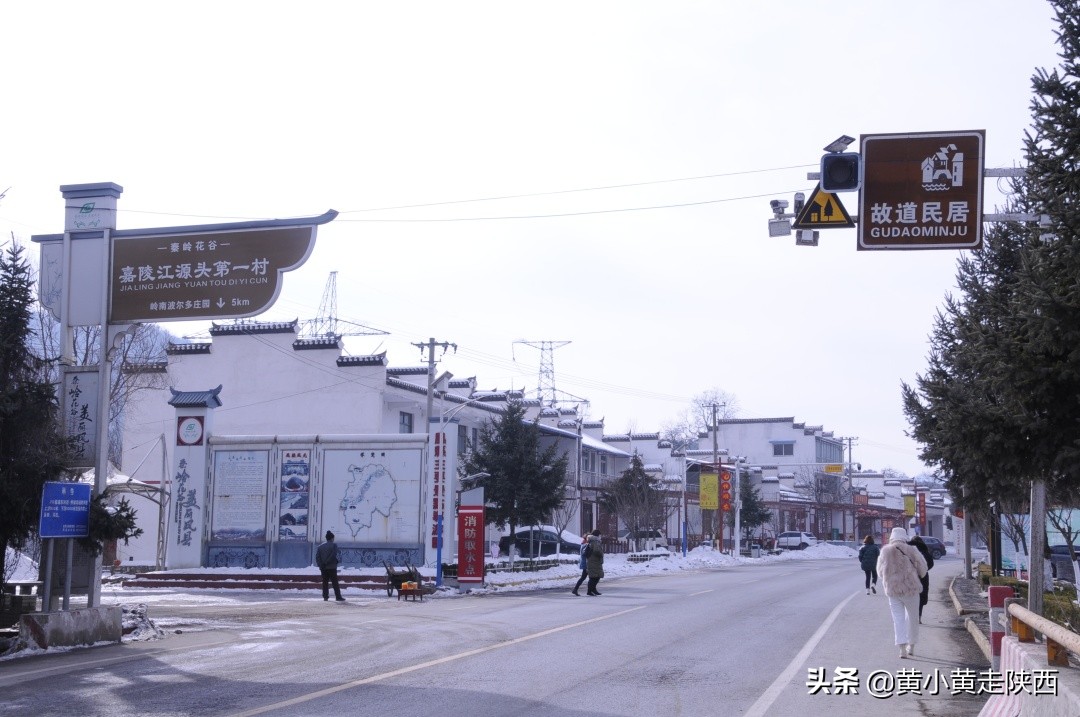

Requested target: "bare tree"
[
  {"left": 998, "top": 497, "right": 1030, "bottom": 560},
  {"left": 661, "top": 387, "right": 739, "bottom": 451},
  {"left": 32, "top": 308, "right": 174, "bottom": 465}
]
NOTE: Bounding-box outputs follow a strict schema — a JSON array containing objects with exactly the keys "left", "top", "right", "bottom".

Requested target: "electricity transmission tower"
[
  {"left": 300, "top": 271, "right": 387, "bottom": 339},
  {"left": 513, "top": 339, "right": 582, "bottom": 407}
]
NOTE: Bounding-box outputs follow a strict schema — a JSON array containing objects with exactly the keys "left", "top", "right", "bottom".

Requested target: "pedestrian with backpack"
[
  {"left": 859, "top": 534, "right": 881, "bottom": 595},
  {"left": 908, "top": 534, "right": 935, "bottom": 622}
]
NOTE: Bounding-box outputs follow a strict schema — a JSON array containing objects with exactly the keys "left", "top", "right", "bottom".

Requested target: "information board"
[{"left": 39, "top": 481, "right": 92, "bottom": 538}]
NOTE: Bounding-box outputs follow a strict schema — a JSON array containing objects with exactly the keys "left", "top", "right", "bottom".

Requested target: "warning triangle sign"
[{"left": 792, "top": 184, "right": 855, "bottom": 229}]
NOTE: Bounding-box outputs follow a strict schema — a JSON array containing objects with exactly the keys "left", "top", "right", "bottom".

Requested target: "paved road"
[{"left": 0, "top": 556, "right": 986, "bottom": 716}]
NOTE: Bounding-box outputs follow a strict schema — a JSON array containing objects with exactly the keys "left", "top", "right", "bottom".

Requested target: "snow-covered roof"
[{"left": 581, "top": 433, "right": 629, "bottom": 456}]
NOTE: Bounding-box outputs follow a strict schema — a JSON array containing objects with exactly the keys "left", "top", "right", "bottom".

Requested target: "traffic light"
[
  {"left": 720, "top": 471, "right": 733, "bottom": 512},
  {"left": 820, "top": 152, "right": 861, "bottom": 192}
]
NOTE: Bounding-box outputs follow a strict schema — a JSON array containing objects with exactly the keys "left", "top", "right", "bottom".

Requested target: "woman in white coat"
[{"left": 877, "top": 527, "right": 928, "bottom": 658}]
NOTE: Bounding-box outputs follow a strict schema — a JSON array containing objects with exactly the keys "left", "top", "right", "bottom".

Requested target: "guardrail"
[{"left": 1006, "top": 598, "right": 1080, "bottom": 667}]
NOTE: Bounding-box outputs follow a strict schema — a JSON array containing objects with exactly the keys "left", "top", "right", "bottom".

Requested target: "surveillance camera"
[{"left": 770, "top": 199, "right": 788, "bottom": 210}]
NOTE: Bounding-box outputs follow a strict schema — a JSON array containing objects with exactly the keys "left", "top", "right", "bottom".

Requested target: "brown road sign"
[
  {"left": 792, "top": 184, "right": 854, "bottom": 229},
  {"left": 110, "top": 211, "right": 336, "bottom": 323},
  {"left": 858, "top": 130, "right": 985, "bottom": 250}
]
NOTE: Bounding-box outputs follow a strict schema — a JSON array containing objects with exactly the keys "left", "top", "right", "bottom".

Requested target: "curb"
[{"left": 950, "top": 575, "right": 992, "bottom": 663}]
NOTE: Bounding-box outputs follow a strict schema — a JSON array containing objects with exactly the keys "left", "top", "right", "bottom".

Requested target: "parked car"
[
  {"left": 619, "top": 529, "right": 668, "bottom": 551},
  {"left": 776, "top": 531, "right": 819, "bottom": 550},
  {"left": 1049, "top": 545, "right": 1080, "bottom": 582},
  {"left": 920, "top": 531, "right": 946, "bottom": 561},
  {"left": 498, "top": 527, "right": 582, "bottom": 559},
  {"left": 920, "top": 535, "right": 947, "bottom": 559}
]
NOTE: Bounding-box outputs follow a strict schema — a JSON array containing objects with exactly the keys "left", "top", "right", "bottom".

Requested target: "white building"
[{"left": 117, "top": 320, "right": 586, "bottom": 570}]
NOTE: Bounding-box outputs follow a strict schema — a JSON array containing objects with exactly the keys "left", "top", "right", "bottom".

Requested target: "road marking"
[
  {"left": 742, "top": 590, "right": 858, "bottom": 717},
  {"left": 0, "top": 637, "right": 236, "bottom": 685},
  {"left": 689, "top": 589, "right": 714, "bottom": 597},
  {"left": 227, "top": 606, "right": 647, "bottom": 717}
]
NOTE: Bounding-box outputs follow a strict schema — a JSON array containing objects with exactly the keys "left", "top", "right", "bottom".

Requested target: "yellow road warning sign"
[{"left": 792, "top": 184, "right": 855, "bottom": 229}]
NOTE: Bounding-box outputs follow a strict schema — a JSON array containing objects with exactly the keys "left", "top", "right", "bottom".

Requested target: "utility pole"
[
  {"left": 706, "top": 402, "right": 724, "bottom": 549},
  {"left": 413, "top": 338, "right": 456, "bottom": 567},
  {"left": 837, "top": 436, "right": 858, "bottom": 541}
]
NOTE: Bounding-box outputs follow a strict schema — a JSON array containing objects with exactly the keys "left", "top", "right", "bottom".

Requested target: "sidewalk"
[{"left": 760, "top": 557, "right": 993, "bottom": 716}]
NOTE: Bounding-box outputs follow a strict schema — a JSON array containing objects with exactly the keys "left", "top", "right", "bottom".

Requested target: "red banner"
[{"left": 457, "top": 506, "right": 486, "bottom": 583}]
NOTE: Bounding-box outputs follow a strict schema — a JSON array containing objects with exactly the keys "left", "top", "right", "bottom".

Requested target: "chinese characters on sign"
[
  {"left": 62, "top": 367, "right": 100, "bottom": 469},
  {"left": 457, "top": 506, "right": 486, "bottom": 584},
  {"left": 110, "top": 226, "right": 317, "bottom": 323},
  {"left": 858, "top": 130, "right": 985, "bottom": 250},
  {"left": 174, "top": 458, "right": 200, "bottom": 548},
  {"left": 699, "top": 471, "right": 718, "bottom": 510},
  {"left": 39, "top": 481, "right": 92, "bottom": 538}
]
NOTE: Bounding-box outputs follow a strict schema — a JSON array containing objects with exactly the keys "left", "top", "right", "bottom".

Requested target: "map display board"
[{"left": 321, "top": 447, "right": 423, "bottom": 543}]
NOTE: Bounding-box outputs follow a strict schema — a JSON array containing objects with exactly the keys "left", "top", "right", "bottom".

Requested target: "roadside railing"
[{"left": 1005, "top": 599, "right": 1080, "bottom": 667}]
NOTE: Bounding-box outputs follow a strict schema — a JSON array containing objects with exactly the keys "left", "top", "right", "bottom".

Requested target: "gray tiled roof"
[{"left": 168, "top": 385, "right": 223, "bottom": 408}]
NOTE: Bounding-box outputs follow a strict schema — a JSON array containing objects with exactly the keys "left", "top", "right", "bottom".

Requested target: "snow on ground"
[
  {"left": 2, "top": 544, "right": 859, "bottom": 661},
  {"left": 99, "top": 542, "right": 858, "bottom": 606}
]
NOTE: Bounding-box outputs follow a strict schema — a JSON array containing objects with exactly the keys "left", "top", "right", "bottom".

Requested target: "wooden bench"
[{"left": 397, "top": 588, "right": 424, "bottom": 602}]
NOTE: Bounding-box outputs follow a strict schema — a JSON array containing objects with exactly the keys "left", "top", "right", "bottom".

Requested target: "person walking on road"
[
  {"left": 878, "top": 527, "right": 927, "bottom": 658},
  {"left": 572, "top": 532, "right": 590, "bottom": 596},
  {"left": 316, "top": 530, "right": 346, "bottom": 602},
  {"left": 585, "top": 529, "right": 605, "bottom": 596},
  {"left": 908, "top": 535, "right": 935, "bottom": 623},
  {"left": 859, "top": 534, "right": 881, "bottom": 595}
]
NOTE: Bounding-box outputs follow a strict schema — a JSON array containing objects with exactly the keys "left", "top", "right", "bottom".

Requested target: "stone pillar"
[{"left": 167, "top": 387, "right": 222, "bottom": 568}]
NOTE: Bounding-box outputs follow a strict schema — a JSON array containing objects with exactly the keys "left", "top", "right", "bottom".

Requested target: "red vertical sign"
[
  {"left": 431, "top": 432, "right": 446, "bottom": 548},
  {"left": 918, "top": 492, "right": 927, "bottom": 529},
  {"left": 457, "top": 506, "right": 486, "bottom": 584}
]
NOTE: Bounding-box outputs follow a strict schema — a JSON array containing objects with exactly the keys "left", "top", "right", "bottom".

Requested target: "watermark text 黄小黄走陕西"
[{"left": 806, "top": 666, "right": 1058, "bottom": 699}]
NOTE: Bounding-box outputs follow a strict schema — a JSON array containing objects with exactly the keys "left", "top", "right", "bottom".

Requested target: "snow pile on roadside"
[
  {"left": 122, "top": 603, "right": 166, "bottom": 641},
  {"left": 472, "top": 542, "right": 858, "bottom": 593}
]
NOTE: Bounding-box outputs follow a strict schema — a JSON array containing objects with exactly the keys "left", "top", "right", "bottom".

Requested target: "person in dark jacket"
[
  {"left": 909, "top": 535, "right": 935, "bottom": 622},
  {"left": 571, "top": 533, "right": 590, "bottom": 596},
  {"left": 585, "top": 529, "right": 605, "bottom": 596},
  {"left": 315, "top": 530, "right": 346, "bottom": 602},
  {"left": 859, "top": 534, "right": 881, "bottom": 595}
]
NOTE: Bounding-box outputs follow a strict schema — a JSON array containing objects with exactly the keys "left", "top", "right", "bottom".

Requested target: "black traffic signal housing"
[{"left": 820, "top": 152, "right": 861, "bottom": 192}]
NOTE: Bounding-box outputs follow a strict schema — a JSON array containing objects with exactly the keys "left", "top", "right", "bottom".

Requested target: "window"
[
  {"left": 458, "top": 424, "right": 469, "bottom": 455},
  {"left": 773, "top": 442, "right": 794, "bottom": 457},
  {"left": 600, "top": 454, "right": 608, "bottom": 475},
  {"left": 399, "top": 411, "right": 413, "bottom": 434}
]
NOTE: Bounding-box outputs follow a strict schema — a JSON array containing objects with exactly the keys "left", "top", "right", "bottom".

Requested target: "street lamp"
[{"left": 434, "top": 396, "right": 490, "bottom": 587}]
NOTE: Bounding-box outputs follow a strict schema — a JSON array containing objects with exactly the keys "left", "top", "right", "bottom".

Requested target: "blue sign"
[{"left": 39, "top": 482, "right": 92, "bottom": 538}]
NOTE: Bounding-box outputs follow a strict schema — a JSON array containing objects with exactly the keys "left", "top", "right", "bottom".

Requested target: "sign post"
[
  {"left": 39, "top": 481, "right": 92, "bottom": 611},
  {"left": 32, "top": 184, "right": 336, "bottom": 605},
  {"left": 456, "top": 504, "right": 486, "bottom": 592},
  {"left": 858, "top": 130, "right": 985, "bottom": 250}
]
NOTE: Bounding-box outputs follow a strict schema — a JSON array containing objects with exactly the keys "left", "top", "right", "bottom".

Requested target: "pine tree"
[
  {"left": 0, "top": 242, "right": 73, "bottom": 585},
  {"left": 458, "top": 402, "right": 569, "bottom": 551},
  {"left": 903, "top": 0, "right": 1080, "bottom": 505},
  {"left": 728, "top": 479, "right": 772, "bottom": 545},
  {"left": 1008, "top": 0, "right": 1080, "bottom": 483}
]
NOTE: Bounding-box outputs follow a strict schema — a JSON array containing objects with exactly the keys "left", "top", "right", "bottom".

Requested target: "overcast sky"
[{"left": 0, "top": 2, "right": 1062, "bottom": 477}]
